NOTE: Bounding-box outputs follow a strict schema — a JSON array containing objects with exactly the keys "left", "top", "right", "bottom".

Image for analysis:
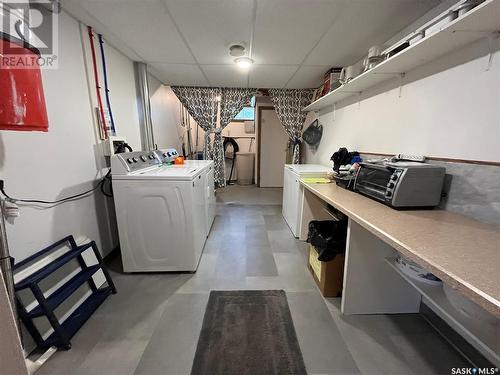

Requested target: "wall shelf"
[
  {"left": 303, "top": 0, "right": 500, "bottom": 112},
  {"left": 385, "top": 257, "right": 499, "bottom": 366}
]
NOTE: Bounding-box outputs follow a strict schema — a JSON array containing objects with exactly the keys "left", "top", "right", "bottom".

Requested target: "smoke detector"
[{"left": 229, "top": 43, "right": 246, "bottom": 57}]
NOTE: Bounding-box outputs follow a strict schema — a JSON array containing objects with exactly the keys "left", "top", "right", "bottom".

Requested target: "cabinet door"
[
  {"left": 192, "top": 174, "right": 207, "bottom": 262},
  {"left": 282, "top": 167, "right": 291, "bottom": 221},
  {"left": 288, "top": 173, "right": 300, "bottom": 236},
  {"left": 205, "top": 165, "right": 216, "bottom": 234}
]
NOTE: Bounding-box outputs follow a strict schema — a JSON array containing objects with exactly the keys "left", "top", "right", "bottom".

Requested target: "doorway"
[{"left": 258, "top": 107, "right": 288, "bottom": 187}]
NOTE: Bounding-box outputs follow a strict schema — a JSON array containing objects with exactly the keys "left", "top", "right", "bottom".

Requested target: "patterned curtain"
[
  {"left": 172, "top": 86, "right": 256, "bottom": 189},
  {"left": 212, "top": 88, "right": 257, "bottom": 188},
  {"left": 268, "top": 89, "right": 314, "bottom": 164},
  {"left": 171, "top": 86, "right": 220, "bottom": 159}
]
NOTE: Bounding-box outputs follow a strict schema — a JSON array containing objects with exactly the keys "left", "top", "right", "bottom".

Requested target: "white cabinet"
[
  {"left": 205, "top": 164, "right": 216, "bottom": 235},
  {"left": 282, "top": 167, "right": 291, "bottom": 224},
  {"left": 192, "top": 173, "right": 207, "bottom": 263},
  {"left": 282, "top": 164, "right": 331, "bottom": 237},
  {"left": 283, "top": 167, "right": 300, "bottom": 236}
]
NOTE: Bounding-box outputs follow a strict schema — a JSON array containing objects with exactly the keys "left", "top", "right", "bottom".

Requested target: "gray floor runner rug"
[{"left": 191, "top": 290, "right": 307, "bottom": 375}]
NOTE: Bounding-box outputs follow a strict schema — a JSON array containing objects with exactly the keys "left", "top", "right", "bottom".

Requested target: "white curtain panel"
[{"left": 268, "top": 89, "right": 314, "bottom": 164}]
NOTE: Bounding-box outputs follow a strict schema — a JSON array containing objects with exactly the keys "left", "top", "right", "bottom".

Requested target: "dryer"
[
  {"left": 153, "top": 149, "right": 216, "bottom": 237},
  {"left": 111, "top": 151, "right": 215, "bottom": 272}
]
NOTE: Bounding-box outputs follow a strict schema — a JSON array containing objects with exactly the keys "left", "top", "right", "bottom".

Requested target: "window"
[
  {"left": 233, "top": 96, "right": 255, "bottom": 121},
  {"left": 234, "top": 107, "right": 255, "bottom": 121}
]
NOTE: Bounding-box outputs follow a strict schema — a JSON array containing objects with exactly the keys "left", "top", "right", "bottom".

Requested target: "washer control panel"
[
  {"left": 111, "top": 151, "right": 161, "bottom": 174},
  {"left": 153, "top": 148, "right": 180, "bottom": 164}
]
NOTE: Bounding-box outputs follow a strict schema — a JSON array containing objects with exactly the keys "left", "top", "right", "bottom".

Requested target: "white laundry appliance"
[
  {"left": 152, "top": 149, "right": 216, "bottom": 236},
  {"left": 111, "top": 150, "right": 215, "bottom": 272},
  {"left": 282, "top": 164, "right": 331, "bottom": 237}
]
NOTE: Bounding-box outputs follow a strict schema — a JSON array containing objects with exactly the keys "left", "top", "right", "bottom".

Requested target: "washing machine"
[{"left": 111, "top": 151, "right": 215, "bottom": 272}]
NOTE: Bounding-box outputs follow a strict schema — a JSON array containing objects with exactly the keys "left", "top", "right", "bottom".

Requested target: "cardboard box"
[{"left": 308, "top": 245, "right": 344, "bottom": 297}]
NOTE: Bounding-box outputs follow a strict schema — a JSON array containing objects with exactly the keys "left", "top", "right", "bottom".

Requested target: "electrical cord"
[
  {"left": 0, "top": 170, "right": 112, "bottom": 204},
  {"left": 115, "top": 142, "right": 132, "bottom": 154},
  {"left": 100, "top": 170, "right": 113, "bottom": 198}
]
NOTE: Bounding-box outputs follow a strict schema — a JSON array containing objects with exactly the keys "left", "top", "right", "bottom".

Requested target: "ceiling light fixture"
[{"left": 234, "top": 56, "right": 254, "bottom": 69}]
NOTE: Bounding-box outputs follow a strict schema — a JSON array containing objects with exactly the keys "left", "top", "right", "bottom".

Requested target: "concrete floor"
[{"left": 37, "top": 185, "right": 469, "bottom": 375}]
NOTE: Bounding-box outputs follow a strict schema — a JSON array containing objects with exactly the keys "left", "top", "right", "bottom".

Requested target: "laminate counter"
[{"left": 301, "top": 181, "right": 500, "bottom": 318}]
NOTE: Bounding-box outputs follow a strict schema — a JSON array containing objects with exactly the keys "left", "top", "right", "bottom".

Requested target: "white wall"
[
  {"left": 0, "top": 11, "right": 142, "bottom": 262},
  {"left": 222, "top": 121, "right": 256, "bottom": 153},
  {"left": 103, "top": 44, "right": 142, "bottom": 151},
  {"left": 149, "top": 78, "right": 182, "bottom": 151},
  {"left": 149, "top": 79, "right": 204, "bottom": 156},
  {"left": 304, "top": 38, "right": 500, "bottom": 166}
]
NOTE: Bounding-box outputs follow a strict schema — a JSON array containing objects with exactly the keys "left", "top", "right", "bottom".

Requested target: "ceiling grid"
[{"left": 61, "top": 0, "right": 443, "bottom": 88}]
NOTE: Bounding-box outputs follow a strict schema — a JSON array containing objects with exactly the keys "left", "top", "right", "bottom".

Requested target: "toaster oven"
[{"left": 354, "top": 162, "right": 446, "bottom": 208}]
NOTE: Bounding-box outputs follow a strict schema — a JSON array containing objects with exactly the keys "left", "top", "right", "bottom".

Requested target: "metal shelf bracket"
[
  {"left": 452, "top": 30, "right": 500, "bottom": 71},
  {"left": 399, "top": 73, "right": 406, "bottom": 98}
]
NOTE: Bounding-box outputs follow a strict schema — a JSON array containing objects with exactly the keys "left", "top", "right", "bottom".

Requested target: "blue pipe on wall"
[{"left": 97, "top": 34, "right": 116, "bottom": 135}]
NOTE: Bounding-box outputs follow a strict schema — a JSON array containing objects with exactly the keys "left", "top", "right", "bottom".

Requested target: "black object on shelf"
[{"left": 13, "top": 235, "right": 116, "bottom": 350}]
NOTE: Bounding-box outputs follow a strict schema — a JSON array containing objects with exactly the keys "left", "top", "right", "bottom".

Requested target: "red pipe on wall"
[{"left": 87, "top": 26, "right": 108, "bottom": 139}]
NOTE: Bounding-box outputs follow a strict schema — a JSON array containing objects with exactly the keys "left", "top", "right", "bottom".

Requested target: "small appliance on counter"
[{"left": 354, "top": 161, "right": 445, "bottom": 208}]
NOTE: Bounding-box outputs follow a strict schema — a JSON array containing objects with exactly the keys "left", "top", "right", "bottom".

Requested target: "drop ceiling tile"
[
  {"left": 248, "top": 65, "right": 298, "bottom": 89},
  {"left": 202, "top": 65, "right": 248, "bottom": 87},
  {"left": 149, "top": 63, "right": 209, "bottom": 86},
  {"left": 61, "top": 1, "right": 143, "bottom": 62},
  {"left": 75, "top": 0, "right": 195, "bottom": 63},
  {"left": 304, "top": 0, "right": 441, "bottom": 67},
  {"left": 166, "top": 0, "right": 254, "bottom": 65},
  {"left": 286, "top": 66, "right": 329, "bottom": 89},
  {"left": 252, "top": 0, "right": 349, "bottom": 65},
  {"left": 65, "top": 0, "right": 441, "bottom": 88}
]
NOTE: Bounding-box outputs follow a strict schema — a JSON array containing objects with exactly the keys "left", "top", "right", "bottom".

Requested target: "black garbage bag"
[{"left": 307, "top": 220, "right": 348, "bottom": 262}]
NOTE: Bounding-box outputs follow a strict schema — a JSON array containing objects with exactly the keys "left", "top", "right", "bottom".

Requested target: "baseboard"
[{"left": 103, "top": 246, "right": 120, "bottom": 262}]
